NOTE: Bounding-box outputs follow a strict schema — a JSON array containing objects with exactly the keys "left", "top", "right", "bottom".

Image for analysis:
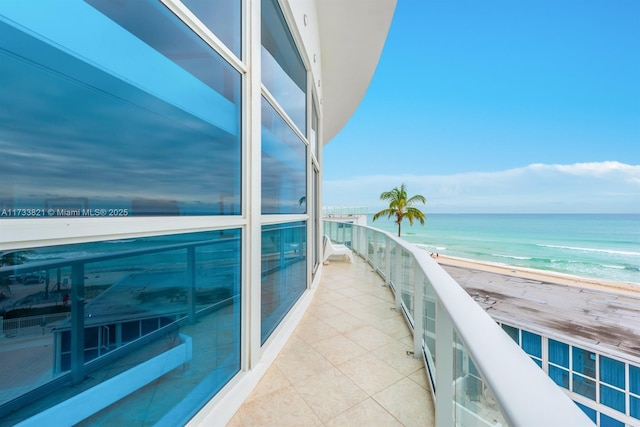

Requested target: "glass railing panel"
[
  {"left": 367, "top": 229, "right": 375, "bottom": 263},
  {"left": 375, "top": 232, "right": 388, "bottom": 278},
  {"left": 423, "top": 275, "right": 437, "bottom": 367},
  {"left": 453, "top": 332, "right": 508, "bottom": 427},
  {"left": 388, "top": 241, "right": 397, "bottom": 292},
  {"left": 400, "top": 248, "right": 415, "bottom": 324}
]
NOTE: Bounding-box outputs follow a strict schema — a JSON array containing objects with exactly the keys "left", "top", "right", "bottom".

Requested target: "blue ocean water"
[{"left": 367, "top": 214, "right": 640, "bottom": 285}]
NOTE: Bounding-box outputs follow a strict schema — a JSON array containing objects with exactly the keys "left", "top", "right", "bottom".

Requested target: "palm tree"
[{"left": 372, "top": 183, "right": 427, "bottom": 237}]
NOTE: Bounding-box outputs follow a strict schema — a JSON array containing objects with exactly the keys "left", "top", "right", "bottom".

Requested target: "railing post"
[
  {"left": 413, "top": 267, "right": 425, "bottom": 358},
  {"left": 71, "top": 263, "right": 85, "bottom": 385},
  {"left": 435, "top": 300, "right": 454, "bottom": 427},
  {"left": 384, "top": 236, "right": 391, "bottom": 286},
  {"left": 394, "top": 245, "right": 402, "bottom": 310}
]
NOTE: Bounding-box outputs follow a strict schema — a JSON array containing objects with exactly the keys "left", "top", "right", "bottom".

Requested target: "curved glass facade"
[{"left": 0, "top": 0, "right": 318, "bottom": 424}]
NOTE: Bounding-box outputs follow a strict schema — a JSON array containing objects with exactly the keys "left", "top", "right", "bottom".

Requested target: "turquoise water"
[{"left": 367, "top": 214, "right": 640, "bottom": 285}]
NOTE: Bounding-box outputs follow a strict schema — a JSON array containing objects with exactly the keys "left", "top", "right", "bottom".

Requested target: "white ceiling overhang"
[{"left": 316, "top": 0, "right": 397, "bottom": 144}]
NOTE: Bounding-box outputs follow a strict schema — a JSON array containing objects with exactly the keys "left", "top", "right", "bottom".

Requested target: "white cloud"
[{"left": 323, "top": 161, "right": 640, "bottom": 213}]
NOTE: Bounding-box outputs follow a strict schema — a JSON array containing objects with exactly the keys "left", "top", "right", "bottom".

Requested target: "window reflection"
[
  {"left": 0, "top": 231, "right": 241, "bottom": 423},
  {"left": 0, "top": 1, "right": 241, "bottom": 216},
  {"left": 261, "top": 97, "right": 306, "bottom": 214},
  {"left": 181, "top": 0, "right": 242, "bottom": 58},
  {"left": 261, "top": 0, "right": 306, "bottom": 134},
  {"left": 261, "top": 222, "right": 306, "bottom": 343}
]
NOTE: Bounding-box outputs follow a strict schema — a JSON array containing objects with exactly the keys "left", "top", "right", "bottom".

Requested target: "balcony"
[
  {"left": 232, "top": 222, "right": 593, "bottom": 426},
  {"left": 230, "top": 256, "right": 434, "bottom": 426}
]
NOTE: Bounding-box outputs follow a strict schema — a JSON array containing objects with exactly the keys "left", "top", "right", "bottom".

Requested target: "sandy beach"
[{"left": 435, "top": 254, "right": 640, "bottom": 297}]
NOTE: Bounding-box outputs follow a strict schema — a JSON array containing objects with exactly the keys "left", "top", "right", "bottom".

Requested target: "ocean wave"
[
  {"left": 491, "top": 253, "right": 532, "bottom": 260},
  {"left": 536, "top": 244, "right": 640, "bottom": 257},
  {"left": 602, "top": 264, "right": 626, "bottom": 270},
  {"left": 415, "top": 244, "right": 447, "bottom": 252},
  {"left": 28, "top": 251, "right": 99, "bottom": 261}
]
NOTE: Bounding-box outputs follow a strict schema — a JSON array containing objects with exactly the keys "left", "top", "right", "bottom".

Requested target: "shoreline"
[{"left": 434, "top": 254, "right": 640, "bottom": 297}]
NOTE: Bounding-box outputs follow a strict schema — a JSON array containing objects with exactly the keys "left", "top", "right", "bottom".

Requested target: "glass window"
[
  {"left": 261, "top": 97, "right": 306, "bottom": 214},
  {"left": 548, "top": 339, "right": 569, "bottom": 368},
  {"left": 575, "top": 402, "right": 597, "bottom": 423},
  {"left": 501, "top": 324, "right": 519, "bottom": 344},
  {"left": 631, "top": 395, "right": 640, "bottom": 420},
  {"left": 0, "top": 1, "right": 241, "bottom": 216},
  {"left": 573, "top": 347, "right": 596, "bottom": 378},
  {"left": 600, "top": 356, "right": 625, "bottom": 389},
  {"left": 600, "top": 385, "right": 625, "bottom": 413},
  {"left": 549, "top": 366, "right": 569, "bottom": 389},
  {"left": 630, "top": 365, "right": 640, "bottom": 395},
  {"left": 261, "top": 222, "right": 307, "bottom": 344},
  {"left": 0, "top": 231, "right": 241, "bottom": 423},
  {"left": 600, "top": 413, "right": 625, "bottom": 427},
  {"left": 261, "top": 0, "right": 306, "bottom": 134},
  {"left": 181, "top": 0, "right": 242, "bottom": 58},
  {"left": 573, "top": 374, "right": 596, "bottom": 401},
  {"left": 521, "top": 331, "right": 541, "bottom": 358}
]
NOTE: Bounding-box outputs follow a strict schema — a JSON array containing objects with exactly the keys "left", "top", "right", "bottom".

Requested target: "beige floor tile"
[
  {"left": 321, "top": 311, "right": 368, "bottom": 334},
  {"left": 246, "top": 364, "right": 291, "bottom": 403},
  {"left": 344, "top": 325, "right": 397, "bottom": 351},
  {"left": 293, "top": 367, "right": 368, "bottom": 422},
  {"left": 408, "top": 367, "right": 431, "bottom": 391},
  {"left": 329, "top": 296, "right": 367, "bottom": 313},
  {"left": 226, "top": 412, "right": 244, "bottom": 427},
  {"left": 372, "top": 342, "right": 424, "bottom": 376},
  {"left": 294, "top": 313, "right": 341, "bottom": 344},
  {"left": 324, "top": 398, "right": 403, "bottom": 427},
  {"left": 306, "top": 301, "right": 344, "bottom": 320},
  {"left": 311, "top": 333, "right": 368, "bottom": 365},
  {"left": 337, "top": 352, "right": 404, "bottom": 395},
  {"left": 237, "top": 385, "right": 323, "bottom": 427},
  {"left": 374, "top": 316, "right": 413, "bottom": 338},
  {"left": 275, "top": 336, "right": 334, "bottom": 384},
  {"left": 373, "top": 377, "right": 435, "bottom": 427}
]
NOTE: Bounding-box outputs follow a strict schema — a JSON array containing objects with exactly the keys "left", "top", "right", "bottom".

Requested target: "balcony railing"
[{"left": 324, "top": 220, "right": 594, "bottom": 426}]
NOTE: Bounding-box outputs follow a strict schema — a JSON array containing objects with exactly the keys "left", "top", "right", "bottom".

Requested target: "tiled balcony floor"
[{"left": 228, "top": 256, "right": 435, "bottom": 426}]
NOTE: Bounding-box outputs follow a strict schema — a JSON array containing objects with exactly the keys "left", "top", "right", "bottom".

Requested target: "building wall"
[
  {"left": 0, "top": 0, "right": 330, "bottom": 424},
  {"left": 499, "top": 323, "right": 640, "bottom": 427}
]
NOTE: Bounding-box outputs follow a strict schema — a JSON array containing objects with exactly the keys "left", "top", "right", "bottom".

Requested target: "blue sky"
[{"left": 323, "top": 0, "right": 640, "bottom": 213}]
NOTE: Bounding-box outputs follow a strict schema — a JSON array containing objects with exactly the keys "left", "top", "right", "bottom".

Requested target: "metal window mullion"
[
  {"left": 261, "top": 85, "right": 307, "bottom": 145},
  {"left": 246, "top": 0, "right": 262, "bottom": 369},
  {"left": 160, "top": 0, "right": 246, "bottom": 74}
]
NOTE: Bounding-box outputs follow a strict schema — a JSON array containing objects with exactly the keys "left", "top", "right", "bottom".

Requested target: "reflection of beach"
[
  {"left": 436, "top": 254, "right": 640, "bottom": 297},
  {"left": 0, "top": 335, "right": 55, "bottom": 405}
]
